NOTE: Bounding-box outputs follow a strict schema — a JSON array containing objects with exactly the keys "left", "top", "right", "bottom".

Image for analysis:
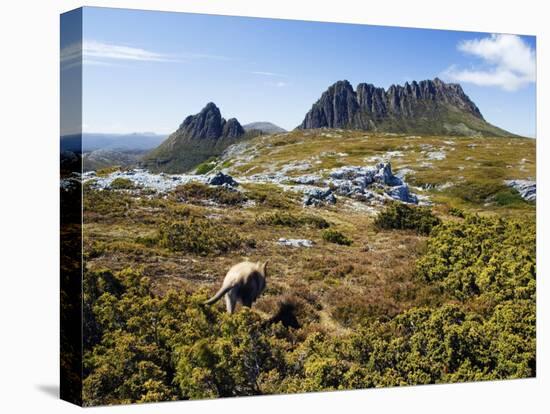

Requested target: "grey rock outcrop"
[
  {"left": 505, "top": 180, "right": 536, "bottom": 202},
  {"left": 303, "top": 188, "right": 337, "bottom": 206},
  {"left": 328, "top": 162, "right": 418, "bottom": 204}
]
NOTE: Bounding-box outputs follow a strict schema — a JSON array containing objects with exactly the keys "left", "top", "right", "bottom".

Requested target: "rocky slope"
[
  {"left": 142, "top": 103, "right": 257, "bottom": 173},
  {"left": 298, "top": 78, "right": 516, "bottom": 137}
]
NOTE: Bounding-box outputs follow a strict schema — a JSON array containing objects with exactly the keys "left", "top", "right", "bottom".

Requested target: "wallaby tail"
[{"left": 204, "top": 284, "right": 234, "bottom": 305}]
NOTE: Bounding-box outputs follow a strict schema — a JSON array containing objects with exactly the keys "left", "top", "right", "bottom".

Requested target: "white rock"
[{"left": 277, "top": 238, "right": 314, "bottom": 248}]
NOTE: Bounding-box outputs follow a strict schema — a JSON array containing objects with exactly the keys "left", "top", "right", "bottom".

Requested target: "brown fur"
[{"left": 204, "top": 261, "right": 268, "bottom": 314}]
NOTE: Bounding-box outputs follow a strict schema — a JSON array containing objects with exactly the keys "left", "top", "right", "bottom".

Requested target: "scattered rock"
[
  {"left": 505, "top": 180, "right": 536, "bottom": 202},
  {"left": 277, "top": 238, "right": 314, "bottom": 248},
  {"left": 291, "top": 174, "right": 323, "bottom": 185},
  {"left": 426, "top": 150, "right": 446, "bottom": 161}
]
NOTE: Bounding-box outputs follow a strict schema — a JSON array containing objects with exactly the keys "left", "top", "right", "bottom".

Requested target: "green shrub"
[
  {"left": 173, "top": 182, "right": 245, "bottom": 206},
  {"left": 245, "top": 184, "right": 296, "bottom": 209},
  {"left": 448, "top": 207, "right": 465, "bottom": 218},
  {"left": 322, "top": 229, "right": 352, "bottom": 246},
  {"left": 195, "top": 158, "right": 218, "bottom": 175},
  {"left": 450, "top": 182, "right": 512, "bottom": 205},
  {"left": 83, "top": 188, "right": 135, "bottom": 218},
  {"left": 158, "top": 218, "right": 254, "bottom": 255},
  {"left": 110, "top": 177, "right": 136, "bottom": 190},
  {"left": 492, "top": 188, "right": 527, "bottom": 207},
  {"left": 95, "top": 166, "right": 120, "bottom": 177},
  {"left": 416, "top": 215, "right": 535, "bottom": 302},
  {"left": 256, "top": 212, "right": 329, "bottom": 229},
  {"left": 374, "top": 202, "right": 441, "bottom": 235}
]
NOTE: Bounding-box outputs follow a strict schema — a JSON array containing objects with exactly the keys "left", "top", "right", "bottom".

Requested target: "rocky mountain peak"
[
  {"left": 176, "top": 102, "right": 245, "bottom": 140},
  {"left": 143, "top": 102, "right": 249, "bottom": 173},
  {"left": 222, "top": 118, "right": 246, "bottom": 138},
  {"left": 297, "top": 78, "right": 501, "bottom": 136}
]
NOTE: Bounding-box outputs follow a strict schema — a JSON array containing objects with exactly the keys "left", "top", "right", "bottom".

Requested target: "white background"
[{"left": 0, "top": 0, "right": 547, "bottom": 412}]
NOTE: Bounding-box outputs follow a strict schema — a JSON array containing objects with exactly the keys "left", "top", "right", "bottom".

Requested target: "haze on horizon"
[{"left": 61, "top": 7, "right": 536, "bottom": 138}]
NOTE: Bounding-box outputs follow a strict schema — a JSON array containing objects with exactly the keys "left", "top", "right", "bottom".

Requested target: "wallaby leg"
[
  {"left": 225, "top": 290, "right": 236, "bottom": 314},
  {"left": 241, "top": 296, "right": 253, "bottom": 308}
]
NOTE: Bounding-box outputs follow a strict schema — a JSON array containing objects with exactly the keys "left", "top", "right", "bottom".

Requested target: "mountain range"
[{"left": 78, "top": 78, "right": 519, "bottom": 173}]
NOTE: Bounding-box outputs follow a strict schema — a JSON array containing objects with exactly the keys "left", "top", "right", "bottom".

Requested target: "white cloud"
[
  {"left": 62, "top": 40, "right": 233, "bottom": 70},
  {"left": 83, "top": 40, "right": 175, "bottom": 62},
  {"left": 443, "top": 34, "right": 535, "bottom": 91},
  {"left": 251, "top": 71, "right": 286, "bottom": 77},
  {"left": 61, "top": 40, "right": 176, "bottom": 70}
]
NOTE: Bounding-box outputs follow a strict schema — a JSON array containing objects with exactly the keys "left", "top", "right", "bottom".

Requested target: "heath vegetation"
[{"left": 81, "top": 130, "right": 535, "bottom": 405}]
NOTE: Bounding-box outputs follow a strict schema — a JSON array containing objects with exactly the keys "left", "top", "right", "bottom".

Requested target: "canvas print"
[{"left": 60, "top": 6, "right": 536, "bottom": 407}]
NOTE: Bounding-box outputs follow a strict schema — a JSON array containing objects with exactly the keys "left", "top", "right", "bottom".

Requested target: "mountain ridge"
[{"left": 298, "top": 78, "right": 516, "bottom": 137}]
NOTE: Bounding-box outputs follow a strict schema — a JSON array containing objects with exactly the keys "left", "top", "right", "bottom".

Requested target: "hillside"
[{"left": 298, "top": 78, "right": 517, "bottom": 137}]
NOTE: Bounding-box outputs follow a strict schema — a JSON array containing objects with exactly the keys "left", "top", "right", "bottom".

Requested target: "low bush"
[
  {"left": 492, "top": 188, "right": 527, "bottom": 207},
  {"left": 256, "top": 212, "right": 329, "bottom": 229},
  {"left": 173, "top": 182, "right": 246, "bottom": 206},
  {"left": 449, "top": 181, "right": 526, "bottom": 207},
  {"left": 83, "top": 189, "right": 135, "bottom": 218},
  {"left": 245, "top": 184, "right": 296, "bottom": 209},
  {"left": 374, "top": 202, "right": 441, "bottom": 235},
  {"left": 416, "top": 215, "right": 535, "bottom": 302},
  {"left": 95, "top": 166, "right": 120, "bottom": 177},
  {"left": 195, "top": 157, "right": 218, "bottom": 175},
  {"left": 322, "top": 229, "right": 352, "bottom": 246},
  {"left": 158, "top": 218, "right": 255, "bottom": 255},
  {"left": 448, "top": 206, "right": 465, "bottom": 218},
  {"left": 110, "top": 177, "right": 136, "bottom": 190}
]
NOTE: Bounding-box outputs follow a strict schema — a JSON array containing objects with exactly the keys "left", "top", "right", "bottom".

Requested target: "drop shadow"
[{"left": 36, "top": 384, "right": 59, "bottom": 399}]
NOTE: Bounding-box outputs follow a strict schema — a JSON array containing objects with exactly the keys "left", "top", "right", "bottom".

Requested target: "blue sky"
[{"left": 64, "top": 7, "right": 536, "bottom": 137}]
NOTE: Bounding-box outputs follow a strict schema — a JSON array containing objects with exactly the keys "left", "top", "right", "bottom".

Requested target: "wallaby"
[{"left": 204, "top": 261, "right": 268, "bottom": 314}]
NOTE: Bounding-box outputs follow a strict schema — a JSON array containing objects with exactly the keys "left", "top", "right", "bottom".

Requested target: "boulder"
[
  {"left": 207, "top": 172, "right": 239, "bottom": 187},
  {"left": 386, "top": 184, "right": 418, "bottom": 204},
  {"left": 303, "top": 188, "right": 337, "bottom": 206}
]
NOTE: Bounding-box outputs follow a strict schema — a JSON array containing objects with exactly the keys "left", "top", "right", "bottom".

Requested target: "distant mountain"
[
  {"left": 243, "top": 122, "right": 286, "bottom": 135},
  {"left": 298, "top": 78, "right": 517, "bottom": 137},
  {"left": 143, "top": 102, "right": 258, "bottom": 173},
  {"left": 81, "top": 132, "right": 166, "bottom": 152}
]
